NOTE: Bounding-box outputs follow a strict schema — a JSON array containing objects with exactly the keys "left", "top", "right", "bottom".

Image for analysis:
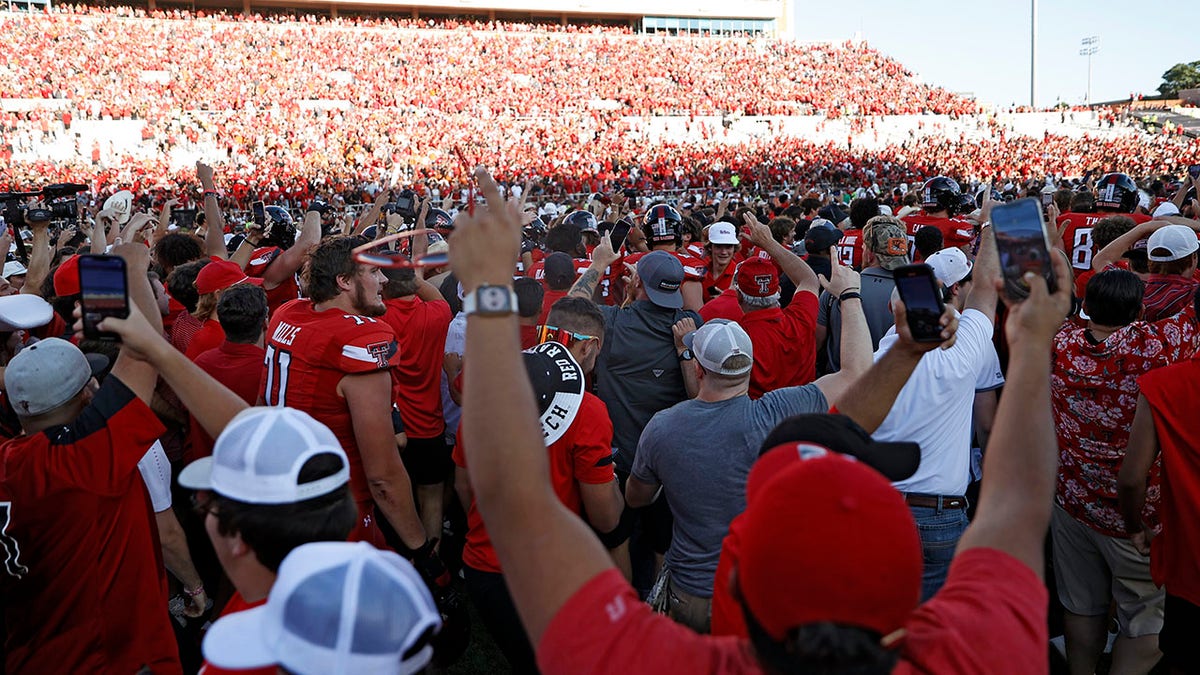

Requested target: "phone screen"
[
  {"left": 1189, "top": 164, "right": 1200, "bottom": 180},
  {"left": 608, "top": 220, "right": 632, "bottom": 252},
  {"left": 78, "top": 254, "right": 129, "bottom": 341},
  {"left": 893, "top": 264, "right": 946, "bottom": 342},
  {"left": 251, "top": 201, "right": 266, "bottom": 227},
  {"left": 991, "top": 197, "right": 1058, "bottom": 300}
]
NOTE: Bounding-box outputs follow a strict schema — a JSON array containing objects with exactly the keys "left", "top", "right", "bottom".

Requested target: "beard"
[{"left": 352, "top": 280, "right": 386, "bottom": 317}]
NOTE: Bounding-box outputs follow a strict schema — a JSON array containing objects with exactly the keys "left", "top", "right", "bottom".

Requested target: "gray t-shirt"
[
  {"left": 596, "top": 300, "right": 702, "bottom": 473},
  {"left": 817, "top": 266, "right": 896, "bottom": 373},
  {"left": 630, "top": 385, "right": 828, "bottom": 597}
]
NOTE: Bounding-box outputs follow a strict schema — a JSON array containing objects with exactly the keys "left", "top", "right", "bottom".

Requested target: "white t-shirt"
[
  {"left": 873, "top": 309, "right": 1004, "bottom": 496},
  {"left": 136, "top": 440, "right": 172, "bottom": 514}
]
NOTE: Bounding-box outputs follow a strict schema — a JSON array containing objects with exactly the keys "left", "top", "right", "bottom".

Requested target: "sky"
[{"left": 791, "top": 0, "right": 1199, "bottom": 108}]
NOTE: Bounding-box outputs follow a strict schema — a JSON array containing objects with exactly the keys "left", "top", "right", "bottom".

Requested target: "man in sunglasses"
[{"left": 453, "top": 295, "right": 627, "bottom": 673}]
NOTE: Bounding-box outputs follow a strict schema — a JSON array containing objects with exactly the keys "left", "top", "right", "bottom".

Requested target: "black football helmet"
[
  {"left": 425, "top": 208, "right": 454, "bottom": 232},
  {"left": 921, "top": 177, "right": 962, "bottom": 215},
  {"left": 642, "top": 203, "right": 683, "bottom": 246},
  {"left": 263, "top": 205, "right": 296, "bottom": 249},
  {"left": 1095, "top": 173, "right": 1139, "bottom": 213},
  {"left": 563, "top": 210, "right": 599, "bottom": 233},
  {"left": 974, "top": 188, "right": 1003, "bottom": 209}
]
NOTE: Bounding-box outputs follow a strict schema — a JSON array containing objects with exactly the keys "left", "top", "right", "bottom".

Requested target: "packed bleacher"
[{"left": 4, "top": 7, "right": 1200, "bottom": 675}]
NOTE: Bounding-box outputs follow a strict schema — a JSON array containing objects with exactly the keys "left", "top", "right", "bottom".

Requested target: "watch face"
[{"left": 481, "top": 287, "right": 508, "bottom": 312}]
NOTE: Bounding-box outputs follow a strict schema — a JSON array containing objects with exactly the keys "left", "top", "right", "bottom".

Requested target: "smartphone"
[
  {"left": 991, "top": 197, "right": 1058, "bottom": 300},
  {"left": 251, "top": 200, "right": 266, "bottom": 227},
  {"left": 608, "top": 220, "right": 632, "bottom": 251},
  {"left": 893, "top": 264, "right": 947, "bottom": 343},
  {"left": 78, "top": 254, "right": 129, "bottom": 341},
  {"left": 1041, "top": 190, "right": 1054, "bottom": 206},
  {"left": 1189, "top": 164, "right": 1200, "bottom": 180}
]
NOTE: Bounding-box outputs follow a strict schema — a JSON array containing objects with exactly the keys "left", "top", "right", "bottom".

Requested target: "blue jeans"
[{"left": 909, "top": 504, "right": 969, "bottom": 602}]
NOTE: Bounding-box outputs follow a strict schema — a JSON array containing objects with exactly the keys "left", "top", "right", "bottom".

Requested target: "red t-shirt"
[
  {"left": 737, "top": 291, "right": 819, "bottom": 398},
  {"left": 1058, "top": 211, "right": 1152, "bottom": 271},
  {"left": 261, "top": 300, "right": 401, "bottom": 512},
  {"left": 703, "top": 255, "right": 742, "bottom": 301},
  {"left": 625, "top": 250, "right": 707, "bottom": 282},
  {"left": 453, "top": 392, "right": 615, "bottom": 574},
  {"left": 700, "top": 288, "right": 743, "bottom": 322},
  {"left": 1139, "top": 357, "right": 1200, "bottom": 607},
  {"left": 199, "top": 591, "right": 271, "bottom": 675},
  {"left": 187, "top": 341, "right": 267, "bottom": 463},
  {"left": 539, "top": 289, "right": 570, "bottom": 326},
  {"left": 380, "top": 296, "right": 452, "bottom": 439},
  {"left": 0, "top": 377, "right": 180, "bottom": 675},
  {"left": 186, "top": 318, "right": 226, "bottom": 361},
  {"left": 1051, "top": 309, "right": 1198, "bottom": 537},
  {"left": 902, "top": 213, "right": 974, "bottom": 250},
  {"left": 835, "top": 228, "right": 864, "bottom": 269},
  {"left": 541, "top": 548, "right": 1045, "bottom": 674}
]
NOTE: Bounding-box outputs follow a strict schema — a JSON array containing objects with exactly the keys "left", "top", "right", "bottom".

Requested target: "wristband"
[
  {"left": 201, "top": 190, "right": 220, "bottom": 200},
  {"left": 184, "top": 585, "right": 205, "bottom": 597},
  {"left": 838, "top": 291, "right": 862, "bottom": 302}
]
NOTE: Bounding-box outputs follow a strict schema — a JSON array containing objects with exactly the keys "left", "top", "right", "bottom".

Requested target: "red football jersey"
[
  {"left": 380, "top": 296, "right": 452, "bottom": 440},
  {"left": 261, "top": 299, "right": 400, "bottom": 506},
  {"left": 454, "top": 392, "right": 615, "bottom": 574},
  {"left": 1057, "top": 211, "right": 1153, "bottom": 271},
  {"left": 835, "top": 228, "right": 864, "bottom": 269},
  {"left": 0, "top": 377, "right": 180, "bottom": 675},
  {"left": 902, "top": 213, "right": 975, "bottom": 250},
  {"left": 624, "top": 250, "right": 707, "bottom": 282}
]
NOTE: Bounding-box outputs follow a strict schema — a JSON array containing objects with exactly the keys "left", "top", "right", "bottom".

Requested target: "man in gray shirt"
[
  {"left": 816, "top": 215, "right": 911, "bottom": 373},
  {"left": 626, "top": 257, "right": 870, "bottom": 633}
]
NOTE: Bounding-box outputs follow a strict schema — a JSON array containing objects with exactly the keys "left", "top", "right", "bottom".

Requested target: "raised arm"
[
  {"left": 833, "top": 301, "right": 960, "bottom": 433},
  {"left": 811, "top": 259, "right": 870, "bottom": 406},
  {"left": 569, "top": 234, "right": 619, "bottom": 300},
  {"left": 353, "top": 188, "right": 392, "bottom": 236},
  {"left": 1091, "top": 220, "right": 1169, "bottom": 272},
  {"left": 955, "top": 251, "right": 1072, "bottom": 576},
  {"left": 262, "top": 208, "right": 321, "bottom": 288},
  {"left": 152, "top": 197, "right": 178, "bottom": 246},
  {"left": 742, "top": 212, "right": 818, "bottom": 295},
  {"left": 21, "top": 217, "right": 49, "bottom": 297},
  {"left": 965, "top": 224, "right": 1000, "bottom": 319},
  {"left": 453, "top": 167, "right": 613, "bottom": 645},
  {"left": 196, "top": 162, "right": 228, "bottom": 260}
]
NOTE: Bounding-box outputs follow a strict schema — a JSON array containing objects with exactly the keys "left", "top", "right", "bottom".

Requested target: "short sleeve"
[
  {"left": 335, "top": 322, "right": 400, "bottom": 374},
  {"left": 630, "top": 415, "right": 663, "bottom": 485},
  {"left": 137, "top": 441, "right": 173, "bottom": 513},
  {"left": 444, "top": 316, "right": 467, "bottom": 356},
  {"left": 785, "top": 287, "right": 819, "bottom": 332},
  {"left": 759, "top": 384, "right": 829, "bottom": 420},
  {"left": 974, "top": 343, "right": 1005, "bottom": 392},
  {"left": 901, "top": 548, "right": 1047, "bottom": 674},
  {"left": 572, "top": 397, "right": 616, "bottom": 485},
  {"left": 816, "top": 291, "right": 833, "bottom": 327}
]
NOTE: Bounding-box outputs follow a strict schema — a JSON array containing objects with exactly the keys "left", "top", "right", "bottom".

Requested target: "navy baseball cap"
[{"left": 637, "top": 251, "right": 684, "bottom": 309}]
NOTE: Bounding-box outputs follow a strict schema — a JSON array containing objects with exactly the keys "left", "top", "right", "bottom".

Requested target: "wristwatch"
[
  {"left": 463, "top": 285, "right": 518, "bottom": 317},
  {"left": 678, "top": 348, "right": 694, "bottom": 361}
]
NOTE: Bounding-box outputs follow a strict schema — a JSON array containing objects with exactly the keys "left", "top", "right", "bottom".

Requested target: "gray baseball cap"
[
  {"left": 683, "top": 319, "right": 754, "bottom": 376},
  {"left": 637, "top": 251, "right": 684, "bottom": 309},
  {"left": 4, "top": 338, "right": 92, "bottom": 416}
]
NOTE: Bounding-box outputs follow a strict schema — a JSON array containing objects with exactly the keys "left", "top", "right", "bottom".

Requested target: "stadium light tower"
[
  {"left": 1030, "top": 0, "right": 1037, "bottom": 107},
  {"left": 1079, "top": 36, "right": 1100, "bottom": 106}
]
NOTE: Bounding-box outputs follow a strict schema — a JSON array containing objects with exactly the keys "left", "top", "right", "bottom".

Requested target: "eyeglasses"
[
  {"left": 352, "top": 230, "right": 449, "bottom": 268},
  {"left": 536, "top": 324, "right": 598, "bottom": 347}
]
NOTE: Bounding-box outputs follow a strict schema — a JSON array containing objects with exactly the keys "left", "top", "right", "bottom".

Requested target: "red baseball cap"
[
  {"left": 195, "top": 258, "right": 262, "bottom": 296},
  {"left": 735, "top": 258, "right": 779, "bottom": 298},
  {"left": 737, "top": 453, "right": 921, "bottom": 641},
  {"left": 53, "top": 255, "right": 81, "bottom": 297}
]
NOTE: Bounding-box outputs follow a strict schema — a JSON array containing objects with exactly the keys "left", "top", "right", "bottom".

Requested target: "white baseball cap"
[
  {"left": 178, "top": 407, "right": 350, "bottom": 504},
  {"left": 1147, "top": 225, "right": 1200, "bottom": 262},
  {"left": 925, "top": 247, "right": 973, "bottom": 286},
  {"left": 683, "top": 319, "right": 754, "bottom": 376},
  {"left": 202, "top": 541, "right": 441, "bottom": 675},
  {"left": 3, "top": 260, "right": 27, "bottom": 279},
  {"left": 1152, "top": 202, "right": 1181, "bottom": 218},
  {"left": 0, "top": 294, "right": 52, "bottom": 331},
  {"left": 707, "top": 222, "right": 739, "bottom": 246}
]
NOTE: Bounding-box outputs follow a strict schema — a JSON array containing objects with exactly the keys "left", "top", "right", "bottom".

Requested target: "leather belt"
[{"left": 903, "top": 493, "right": 968, "bottom": 510}]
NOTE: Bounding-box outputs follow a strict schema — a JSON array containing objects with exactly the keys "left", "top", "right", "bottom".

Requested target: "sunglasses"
[
  {"left": 352, "top": 230, "right": 449, "bottom": 268},
  {"left": 536, "top": 324, "right": 598, "bottom": 347},
  {"left": 190, "top": 491, "right": 218, "bottom": 518}
]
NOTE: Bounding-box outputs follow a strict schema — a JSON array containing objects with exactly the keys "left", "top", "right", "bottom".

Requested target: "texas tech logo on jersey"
[{"left": 366, "top": 341, "right": 397, "bottom": 369}]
